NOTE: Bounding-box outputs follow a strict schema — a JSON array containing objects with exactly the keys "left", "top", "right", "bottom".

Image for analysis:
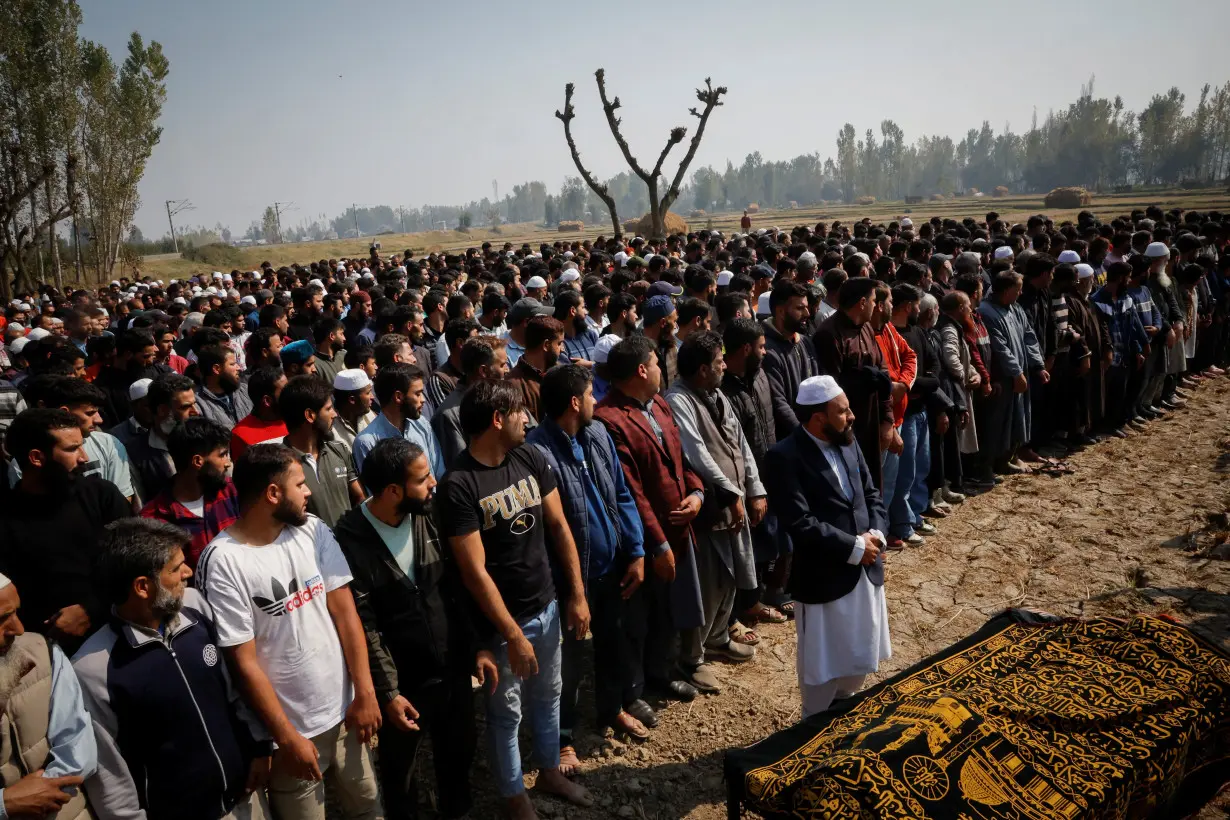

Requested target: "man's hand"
[
  {"left": 566, "top": 594, "right": 591, "bottom": 640},
  {"left": 1037, "top": 369, "right": 1051, "bottom": 384},
  {"left": 384, "top": 695, "right": 421, "bottom": 732},
  {"left": 889, "top": 428, "right": 904, "bottom": 455},
  {"left": 345, "top": 689, "right": 382, "bottom": 745},
  {"left": 275, "top": 732, "right": 322, "bottom": 782},
  {"left": 748, "top": 496, "right": 768, "bottom": 527},
  {"left": 727, "top": 497, "right": 745, "bottom": 532},
  {"left": 620, "top": 557, "right": 644, "bottom": 600},
  {"left": 1165, "top": 328, "right": 1177, "bottom": 348},
  {"left": 890, "top": 381, "right": 907, "bottom": 402},
  {"left": 1078, "top": 358, "right": 1091, "bottom": 376},
  {"left": 244, "top": 757, "right": 272, "bottom": 796},
  {"left": 652, "top": 549, "right": 676, "bottom": 582},
  {"left": 936, "top": 412, "right": 950, "bottom": 436},
  {"left": 1144, "top": 325, "right": 1158, "bottom": 336},
  {"left": 44, "top": 604, "right": 90, "bottom": 639},
  {"left": 858, "top": 537, "right": 881, "bottom": 565},
  {"left": 879, "top": 422, "right": 895, "bottom": 452},
  {"left": 982, "top": 380, "right": 994, "bottom": 397},
  {"left": 667, "top": 493, "right": 702, "bottom": 526},
  {"left": 2, "top": 771, "right": 84, "bottom": 817},
  {"left": 1044, "top": 355, "right": 1055, "bottom": 374},
  {"left": 507, "top": 632, "right": 539, "bottom": 679},
  {"left": 1136, "top": 353, "right": 1146, "bottom": 369},
  {"left": 1013, "top": 373, "right": 1029, "bottom": 393},
  {"left": 958, "top": 411, "right": 970, "bottom": 429},
  {"left": 475, "top": 650, "right": 499, "bottom": 693}
]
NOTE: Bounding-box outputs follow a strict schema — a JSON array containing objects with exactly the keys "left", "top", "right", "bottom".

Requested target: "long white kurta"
[{"left": 796, "top": 431, "right": 892, "bottom": 690}]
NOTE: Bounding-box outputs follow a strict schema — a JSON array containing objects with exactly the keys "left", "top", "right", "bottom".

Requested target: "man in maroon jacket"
[{"left": 595, "top": 335, "right": 707, "bottom": 699}]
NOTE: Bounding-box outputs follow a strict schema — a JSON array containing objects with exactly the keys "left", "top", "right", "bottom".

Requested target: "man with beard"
[
  {"left": 244, "top": 328, "right": 284, "bottom": 373},
  {"left": 311, "top": 318, "right": 347, "bottom": 386},
  {"left": 433, "top": 337, "right": 511, "bottom": 470},
  {"left": 437, "top": 380, "right": 592, "bottom": 820},
  {"left": 230, "top": 367, "right": 289, "bottom": 460},
  {"left": 196, "top": 443, "right": 383, "bottom": 820},
  {"left": 335, "top": 438, "right": 494, "bottom": 820},
  {"left": 94, "top": 328, "right": 159, "bottom": 427},
  {"left": 285, "top": 286, "right": 324, "bottom": 343},
  {"left": 554, "top": 290, "right": 598, "bottom": 367},
  {"left": 195, "top": 344, "right": 253, "bottom": 431},
  {"left": 0, "top": 408, "right": 131, "bottom": 654},
  {"left": 814, "top": 277, "right": 895, "bottom": 490},
  {"left": 508, "top": 316, "right": 564, "bottom": 424},
  {"left": 353, "top": 362, "right": 442, "bottom": 481},
  {"left": 331, "top": 369, "right": 378, "bottom": 450},
  {"left": 280, "top": 375, "right": 364, "bottom": 529},
  {"left": 1066, "top": 264, "right": 1111, "bottom": 437},
  {"left": 9, "top": 375, "right": 136, "bottom": 506},
  {"left": 280, "top": 340, "right": 319, "bottom": 380},
  {"left": 761, "top": 280, "right": 820, "bottom": 441},
  {"left": 527, "top": 365, "right": 651, "bottom": 771},
  {"left": 0, "top": 572, "right": 97, "bottom": 819},
  {"left": 763, "top": 376, "right": 890, "bottom": 717},
  {"left": 425, "top": 319, "right": 481, "bottom": 412},
  {"left": 342, "top": 291, "right": 371, "bottom": 346},
  {"left": 141, "top": 417, "right": 240, "bottom": 569},
  {"left": 74, "top": 518, "right": 272, "bottom": 820},
  {"left": 639, "top": 296, "right": 679, "bottom": 393}
]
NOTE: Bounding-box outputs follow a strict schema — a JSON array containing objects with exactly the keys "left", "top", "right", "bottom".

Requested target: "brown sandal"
[
  {"left": 559, "top": 745, "right": 582, "bottom": 777},
  {"left": 743, "top": 603, "right": 787, "bottom": 624},
  {"left": 729, "top": 621, "right": 760, "bottom": 646},
  {"left": 611, "top": 711, "right": 650, "bottom": 741}
]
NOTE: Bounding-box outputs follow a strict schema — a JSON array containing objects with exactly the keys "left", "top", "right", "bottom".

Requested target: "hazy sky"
[{"left": 80, "top": 0, "right": 1230, "bottom": 238}]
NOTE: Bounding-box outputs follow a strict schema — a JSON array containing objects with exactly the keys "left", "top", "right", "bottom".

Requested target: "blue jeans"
[
  {"left": 486, "top": 600, "right": 562, "bottom": 797},
  {"left": 906, "top": 412, "right": 933, "bottom": 526},
  {"left": 881, "top": 412, "right": 928, "bottom": 538}
]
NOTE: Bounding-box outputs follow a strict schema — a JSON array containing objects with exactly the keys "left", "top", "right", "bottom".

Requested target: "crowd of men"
[{"left": 0, "top": 200, "right": 1227, "bottom": 819}]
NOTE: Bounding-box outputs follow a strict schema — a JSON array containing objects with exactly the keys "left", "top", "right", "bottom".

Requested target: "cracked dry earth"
[{"left": 435, "top": 378, "right": 1230, "bottom": 820}]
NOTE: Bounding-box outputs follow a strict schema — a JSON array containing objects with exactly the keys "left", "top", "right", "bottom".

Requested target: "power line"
[
  {"left": 165, "top": 199, "right": 195, "bottom": 253},
  {"left": 273, "top": 201, "right": 296, "bottom": 244}
]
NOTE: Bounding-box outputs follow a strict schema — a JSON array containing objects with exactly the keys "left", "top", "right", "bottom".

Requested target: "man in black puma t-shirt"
[{"left": 437, "top": 380, "right": 593, "bottom": 820}]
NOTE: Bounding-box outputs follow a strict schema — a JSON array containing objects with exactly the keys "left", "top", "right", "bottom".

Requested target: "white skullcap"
[
  {"left": 993, "top": 246, "right": 1015, "bottom": 260},
  {"left": 756, "top": 291, "right": 771, "bottom": 316},
  {"left": 333, "top": 368, "right": 372, "bottom": 392},
  {"left": 1145, "top": 242, "right": 1170, "bottom": 258},
  {"left": 26, "top": 328, "right": 51, "bottom": 341},
  {"left": 559, "top": 270, "right": 580, "bottom": 283},
  {"left": 0, "top": 572, "right": 10, "bottom": 590},
  {"left": 308, "top": 278, "right": 324, "bottom": 289},
  {"left": 796, "top": 375, "right": 843, "bottom": 406},
  {"left": 17, "top": 303, "right": 31, "bottom": 311},
  {"left": 361, "top": 271, "right": 375, "bottom": 281},
  {"left": 212, "top": 271, "right": 223, "bottom": 279},
  {"left": 525, "top": 275, "right": 547, "bottom": 289},
  {"left": 240, "top": 295, "right": 257, "bottom": 306},
  {"left": 614, "top": 251, "right": 629, "bottom": 266},
  {"left": 1057, "top": 250, "right": 1081, "bottom": 264},
  {"left": 563, "top": 251, "right": 574, "bottom": 259},
  {"left": 9, "top": 337, "right": 29, "bottom": 355},
  {"left": 717, "top": 270, "right": 733, "bottom": 287},
  {"left": 1075, "top": 263, "right": 1095, "bottom": 280},
  {"left": 110, "top": 280, "right": 121, "bottom": 287},
  {"left": 6, "top": 323, "right": 23, "bottom": 334},
  {"left": 593, "top": 334, "right": 621, "bottom": 364},
  {"left": 899, "top": 217, "right": 913, "bottom": 228},
  {"left": 129, "top": 377, "right": 154, "bottom": 401},
  {"left": 798, "top": 251, "right": 818, "bottom": 267},
  {"left": 173, "top": 296, "right": 188, "bottom": 305}
]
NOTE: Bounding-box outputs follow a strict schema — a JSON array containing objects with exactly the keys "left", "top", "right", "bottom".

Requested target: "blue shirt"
[
  {"left": 563, "top": 329, "right": 599, "bottom": 363},
  {"left": 353, "top": 411, "right": 445, "bottom": 479},
  {"left": 570, "top": 435, "right": 618, "bottom": 578}
]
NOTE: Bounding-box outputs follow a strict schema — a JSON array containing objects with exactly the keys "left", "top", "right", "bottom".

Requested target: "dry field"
[
  {"left": 428, "top": 374, "right": 1230, "bottom": 820},
  {"left": 139, "top": 188, "right": 1230, "bottom": 281}
]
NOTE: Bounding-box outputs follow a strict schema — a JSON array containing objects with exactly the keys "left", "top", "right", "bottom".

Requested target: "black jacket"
[
  {"left": 333, "top": 505, "right": 475, "bottom": 704},
  {"left": 898, "top": 323, "right": 955, "bottom": 418},
  {"left": 720, "top": 368, "right": 776, "bottom": 469},
  {"left": 760, "top": 319, "right": 820, "bottom": 441},
  {"left": 763, "top": 427, "right": 887, "bottom": 605}
]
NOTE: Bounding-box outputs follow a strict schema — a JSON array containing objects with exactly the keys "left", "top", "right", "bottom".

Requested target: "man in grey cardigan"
[{"left": 665, "top": 331, "right": 765, "bottom": 694}]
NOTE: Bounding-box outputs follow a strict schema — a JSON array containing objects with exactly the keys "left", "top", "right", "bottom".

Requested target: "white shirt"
[{"left": 198, "top": 515, "right": 355, "bottom": 738}]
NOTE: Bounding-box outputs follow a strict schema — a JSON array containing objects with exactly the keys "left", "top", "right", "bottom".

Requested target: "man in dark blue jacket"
[
  {"left": 527, "top": 365, "right": 649, "bottom": 769},
  {"left": 72, "top": 518, "right": 272, "bottom": 820}
]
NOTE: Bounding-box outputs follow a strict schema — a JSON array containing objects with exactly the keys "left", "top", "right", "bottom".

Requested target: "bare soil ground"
[{"left": 434, "top": 376, "right": 1230, "bottom": 819}]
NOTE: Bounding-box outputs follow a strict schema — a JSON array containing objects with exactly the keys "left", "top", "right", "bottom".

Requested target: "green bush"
[{"left": 181, "top": 243, "right": 245, "bottom": 268}]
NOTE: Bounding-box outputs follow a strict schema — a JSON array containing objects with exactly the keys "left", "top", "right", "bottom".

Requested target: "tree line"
[{"left": 1, "top": 0, "right": 168, "bottom": 300}]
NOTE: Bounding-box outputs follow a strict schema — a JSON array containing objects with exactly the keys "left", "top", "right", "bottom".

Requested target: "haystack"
[
  {"left": 967, "top": 187, "right": 980, "bottom": 195},
  {"left": 558, "top": 220, "right": 584, "bottom": 233},
  {"left": 856, "top": 196, "right": 876, "bottom": 206},
  {"left": 689, "top": 209, "right": 707, "bottom": 218},
  {"left": 1044, "top": 187, "right": 1092, "bottom": 209},
  {"left": 745, "top": 203, "right": 760, "bottom": 214},
  {"left": 632, "top": 211, "right": 688, "bottom": 238},
  {"left": 929, "top": 193, "right": 946, "bottom": 201},
  {"left": 993, "top": 186, "right": 1009, "bottom": 197}
]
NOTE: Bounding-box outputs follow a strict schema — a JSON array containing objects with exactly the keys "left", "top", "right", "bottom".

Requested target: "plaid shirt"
[
  {"left": 140, "top": 480, "right": 240, "bottom": 568},
  {"left": 1091, "top": 288, "right": 1147, "bottom": 367},
  {"left": 563, "top": 328, "right": 599, "bottom": 363},
  {"left": 0, "top": 379, "right": 26, "bottom": 437}
]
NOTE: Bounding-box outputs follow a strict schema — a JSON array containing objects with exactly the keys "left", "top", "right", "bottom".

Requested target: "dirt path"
[{"left": 455, "top": 378, "right": 1230, "bottom": 819}]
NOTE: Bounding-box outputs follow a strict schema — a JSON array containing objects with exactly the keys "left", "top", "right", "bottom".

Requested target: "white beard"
[{"left": 1155, "top": 271, "right": 1172, "bottom": 290}]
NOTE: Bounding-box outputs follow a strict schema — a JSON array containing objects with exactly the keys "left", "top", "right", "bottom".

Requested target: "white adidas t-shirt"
[{"left": 199, "top": 515, "right": 354, "bottom": 739}]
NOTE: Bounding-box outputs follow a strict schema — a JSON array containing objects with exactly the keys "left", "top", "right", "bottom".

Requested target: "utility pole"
[
  {"left": 273, "top": 201, "right": 295, "bottom": 244},
  {"left": 165, "top": 199, "right": 194, "bottom": 253},
  {"left": 352, "top": 203, "right": 360, "bottom": 238},
  {"left": 397, "top": 206, "right": 407, "bottom": 233}
]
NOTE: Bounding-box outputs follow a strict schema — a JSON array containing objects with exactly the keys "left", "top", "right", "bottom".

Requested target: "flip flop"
[
  {"left": 742, "top": 604, "right": 787, "bottom": 624},
  {"left": 729, "top": 621, "right": 760, "bottom": 646}
]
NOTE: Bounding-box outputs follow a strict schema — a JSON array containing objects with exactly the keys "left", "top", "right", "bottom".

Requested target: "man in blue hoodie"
[{"left": 527, "top": 365, "right": 649, "bottom": 771}]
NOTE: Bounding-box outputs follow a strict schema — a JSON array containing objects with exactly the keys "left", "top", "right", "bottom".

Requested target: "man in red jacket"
[{"left": 595, "top": 335, "right": 707, "bottom": 700}]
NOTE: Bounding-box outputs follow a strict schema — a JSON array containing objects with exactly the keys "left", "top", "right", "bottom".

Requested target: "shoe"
[
  {"left": 1072, "top": 434, "right": 1098, "bottom": 447},
  {"left": 624, "top": 699, "right": 658, "bottom": 728},
  {"left": 904, "top": 532, "right": 926, "bottom": 547},
  {"left": 941, "top": 488, "right": 966, "bottom": 504},
  {"left": 647, "top": 678, "right": 697, "bottom": 702},
  {"left": 1209, "top": 365, "right": 1225, "bottom": 376},
  {"left": 922, "top": 505, "right": 948, "bottom": 518},
  {"left": 886, "top": 537, "right": 907, "bottom": 551},
  {"left": 1148, "top": 405, "right": 1168, "bottom": 416},
  {"left": 1174, "top": 387, "right": 1192, "bottom": 398},
  {"left": 1162, "top": 398, "right": 1183, "bottom": 410},
  {"left": 915, "top": 521, "right": 938, "bottom": 536},
  {"left": 706, "top": 640, "right": 755, "bottom": 664},
  {"left": 1128, "top": 419, "right": 1147, "bottom": 430},
  {"left": 687, "top": 663, "right": 722, "bottom": 693},
  {"left": 1139, "top": 408, "right": 1160, "bottom": 420},
  {"left": 1110, "top": 427, "right": 1129, "bottom": 439}
]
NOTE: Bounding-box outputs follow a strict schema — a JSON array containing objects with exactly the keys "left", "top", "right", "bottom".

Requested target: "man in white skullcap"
[
  {"left": 762, "top": 376, "right": 891, "bottom": 717},
  {"left": 331, "top": 368, "right": 378, "bottom": 450},
  {"left": 0, "top": 571, "right": 98, "bottom": 817}
]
